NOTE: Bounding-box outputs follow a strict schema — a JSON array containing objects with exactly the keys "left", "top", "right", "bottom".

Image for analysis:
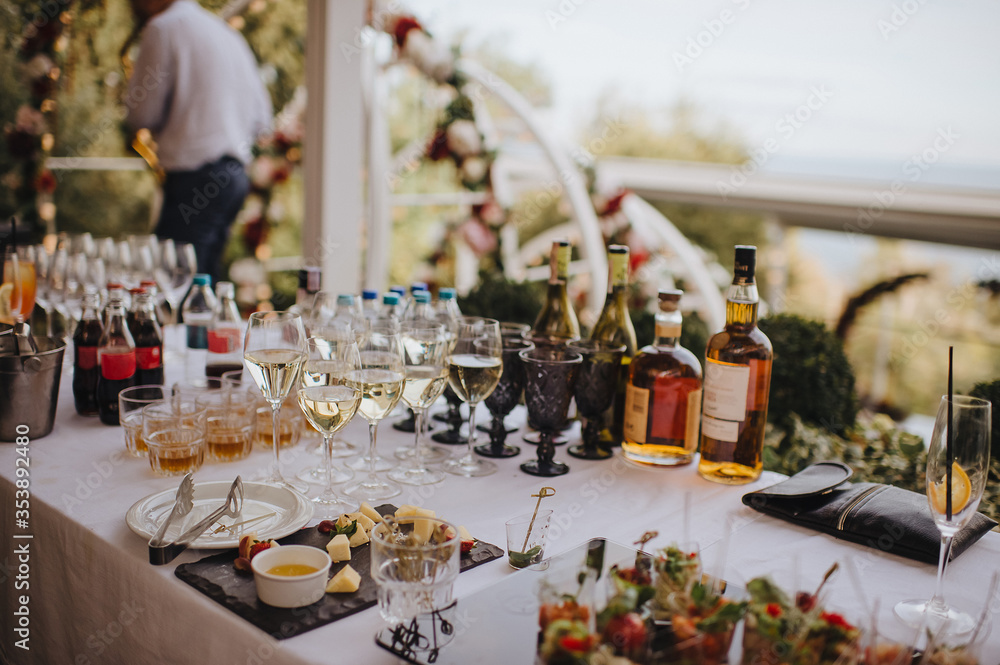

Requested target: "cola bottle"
[
  {"left": 97, "top": 290, "right": 137, "bottom": 425},
  {"left": 128, "top": 289, "right": 164, "bottom": 386},
  {"left": 73, "top": 290, "right": 104, "bottom": 416}
]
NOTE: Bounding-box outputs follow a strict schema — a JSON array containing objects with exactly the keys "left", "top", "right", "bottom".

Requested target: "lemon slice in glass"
[{"left": 929, "top": 462, "right": 971, "bottom": 515}]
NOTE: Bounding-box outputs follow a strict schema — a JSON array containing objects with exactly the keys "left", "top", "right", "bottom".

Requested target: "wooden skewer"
[
  {"left": 212, "top": 511, "right": 276, "bottom": 535},
  {"left": 522, "top": 487, "right": 556, "bottom": 553}
]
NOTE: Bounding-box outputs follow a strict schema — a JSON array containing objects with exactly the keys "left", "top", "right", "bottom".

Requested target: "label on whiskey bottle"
[
  {"left": 684, "top": 388, "right": 702, "bottom": 451},
  {"left": 703, "top": 359, "right": 749, "bottom": 421},
  {"left": 654, "top": 323, "right": 681, "bottom": 338},
  {"left": 623, "top": 383, "right": 649, "bottom": 444},
  {"left": 702, "top": 413, "right": 738, "bottom": 442}
]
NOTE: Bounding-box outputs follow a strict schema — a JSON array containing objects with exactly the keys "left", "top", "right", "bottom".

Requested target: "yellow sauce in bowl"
[{"left": 266, "top": 563, "right": 320, "bottom": 576}]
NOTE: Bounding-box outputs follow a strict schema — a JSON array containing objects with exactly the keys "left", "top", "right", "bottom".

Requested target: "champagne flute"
[
  {"left": 442, "top": 317, "right": 502, "bottom": 477},
  {"left": 244, "top": 311, "right": 309, "bottom": 492},
  {"left": 894, "top": 394, "right": 991, "bottom": 634},
  {"left": 297, "top": 335, "right": 361, "bottom": 518},
  {"left": 344, "top": 327, "right": 405, "bottom": 502},
  {"left": 388, "top": 321, "right": 451, "bottom": 485}
]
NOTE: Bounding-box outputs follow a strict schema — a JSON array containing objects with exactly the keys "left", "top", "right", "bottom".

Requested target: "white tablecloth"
[{"left": 2, "top": 350, "right": 998, "bottom": 665}]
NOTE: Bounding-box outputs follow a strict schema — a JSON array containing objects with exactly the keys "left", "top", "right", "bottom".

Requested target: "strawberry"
[{"left": 248, "top": 540, "right": 274, "bottom": 560}]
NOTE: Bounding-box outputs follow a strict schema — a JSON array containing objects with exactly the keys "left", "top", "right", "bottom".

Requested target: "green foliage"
[
  {"left": 457, "top": 273, "right": 543, "bottom": 325},
  {"left": 969, "top": 379, "right": 1000, "bottom": 459},
  {"left": 759, "top": 314, "right": 858, "bottom": 435}
]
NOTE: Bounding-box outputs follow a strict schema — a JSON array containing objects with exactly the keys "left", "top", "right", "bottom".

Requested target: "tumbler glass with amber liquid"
[
  {"left": 622, "top": 290, "right": 702, "bottom": 466},
  {"left": 698, "top": 246, "right": 772, "bottom": 484}
]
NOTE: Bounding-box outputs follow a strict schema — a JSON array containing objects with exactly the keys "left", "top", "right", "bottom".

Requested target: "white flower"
[
  {"left": 24, "top": 54, "right": 54, "bottom": 80},
  {"left": 445, "top": 120, "right": 482, "bottom": 158},
  {"left": 15, "top": 106, "right": 46, "bottom": 135},
  {"left": 460, "top": 157, "right": 488, "bottom": 185},
  {"left": 402, "top": 30, "right": 454, "bottom": 84},
  {"left": 249, "top": 155, "right": 276, "bottom": 188}
]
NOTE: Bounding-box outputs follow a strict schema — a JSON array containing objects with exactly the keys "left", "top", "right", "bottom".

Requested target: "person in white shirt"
[{"left": 125, "top": 0, "right": 271, "bottom": 283}]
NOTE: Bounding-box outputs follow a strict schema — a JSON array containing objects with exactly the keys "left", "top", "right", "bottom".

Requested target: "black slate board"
[{"left": 174, "top": 504, "right": 504, "bottom": 639}]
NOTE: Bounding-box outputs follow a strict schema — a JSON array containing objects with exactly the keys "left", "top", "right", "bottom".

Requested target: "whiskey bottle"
[
  {"left": 622, "top": 290, "right": 702, "bottom": 466},
  {"left": 698, "top": 245, "right": 772, "bottom": 484},
  {"left": 590, "top": 245, "right": 637, "bottom": 446},
  {"left": 530, "top": 240, "right": 580, "bottom": 346}
]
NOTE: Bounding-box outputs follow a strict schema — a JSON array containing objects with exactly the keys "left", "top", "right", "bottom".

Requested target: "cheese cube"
[
  {"left": 414, "top": 507, "right": 436, "bottom": 518},
  {"left": 359, "top": 502, "right": 384, "bottom": 524},
  {"left": 414, "top": 517, "right": 439, "bottom": 545},
  {"left": 326, "top": 564, "right": 361, "bottom": 593},
  {"left": 348, "top": 526, "right": 370, "bottom": 548},
  {"left": 336, "top": 514, "right": 356, "bottom": 530},
  {"left": 325, "top": 534, "right": 351, "bottom": 562},
  {"left": 347, "top": 512, "right": 376, "bottom": 533},
  {"left": 394, "top": 504, "right": 419, "bottom": 518}
]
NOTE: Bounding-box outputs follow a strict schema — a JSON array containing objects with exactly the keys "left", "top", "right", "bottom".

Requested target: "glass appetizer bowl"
[{"left": 250, "top": 544, "right": 332, "bottom": 608}]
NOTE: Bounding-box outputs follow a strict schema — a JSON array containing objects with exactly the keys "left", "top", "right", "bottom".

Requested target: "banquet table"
[{"left": 2, "top": 347, "right": 999, "bottom": 665}]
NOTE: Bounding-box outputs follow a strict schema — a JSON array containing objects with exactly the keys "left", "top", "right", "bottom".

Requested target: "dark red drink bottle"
[
  {"left": 73, "top": 291, "right": 104, "bottom": 416},
  {"left": 128, "top": 288, "right": 164, "bottom": 386},
  {"left": 97, "top": 289, "right": 137, "bottom": 425}
]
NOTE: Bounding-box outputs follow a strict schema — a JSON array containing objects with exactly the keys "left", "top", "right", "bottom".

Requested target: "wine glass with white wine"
[
  {"left": 344, "top": 327, "right": 406, "bottom": 502},
  {"left": 388, "top": 320, "right": 451, "bottom": 486},
  {"left": 244, "top": 311, "right": 309, "bottom": 493},
  {"left": 894, "top": 394, "right": 991, "bottom": 634},
  {"left": 297, "top": 335, "right": 361, "bottom": 518},
  {"left": 442, "top": 317, "right": 502, "bottom": 478}
]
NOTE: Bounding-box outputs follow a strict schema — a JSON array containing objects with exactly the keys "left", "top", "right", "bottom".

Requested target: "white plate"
[{"left": 126, "top": 481, "right": 312, "bottom": 550}]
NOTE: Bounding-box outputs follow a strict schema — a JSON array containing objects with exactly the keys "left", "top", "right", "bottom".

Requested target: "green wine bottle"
[
  {"left": 590, "top": 244, "right": 638, "bottom": 446},
  {"left": 530, "top": 240, "right": 580, "bottom": 346}
]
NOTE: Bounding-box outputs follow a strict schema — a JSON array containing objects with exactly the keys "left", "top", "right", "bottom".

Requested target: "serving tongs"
[{"left": 148, "top": 476, "right": 243, "bottom": 565}]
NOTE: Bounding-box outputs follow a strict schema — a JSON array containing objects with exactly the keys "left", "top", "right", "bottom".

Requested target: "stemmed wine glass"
[
  {"left": 155, "top": 240, "right": 197, "bottom": 324},
  {"left": 243, "top": 311, "right": 309, "bottom": 493},
  {"left": 442, "top": 317, "right": 502, "bottom": 477},
  {"left": 344, "top": 327, "right": 406, "bottom": 502},
  {"left": 894, "top": 394, "right": 991, "bottom": 634},
  {"left": 477, "top": 336, "right": 534, "bottom": 458},
  {"left": 297, "top": 335, "right": 361, "bottom": 518},
  {"left": 388, "top": 321, "right": 451, "bottom": 485},
  {"left": 520, "top": 346, "right": 582, "bottom": 477}
]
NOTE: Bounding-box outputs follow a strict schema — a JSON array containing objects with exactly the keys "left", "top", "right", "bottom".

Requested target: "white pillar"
[{"left": 304, "top": 0, "right": 365, "bottom": 294}]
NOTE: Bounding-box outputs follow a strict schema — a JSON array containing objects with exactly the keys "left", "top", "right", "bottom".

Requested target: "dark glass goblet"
[
  {"left": 522, "top": 334, "right": 577, "bottom": 446},
  {"left": 478, "top": 322, "right": 532, "bottom": 434},
  {"left": 519, "top": 347, "right": 582, "bottom": 477},
  {"left": 431, "top": 386, "right": 467, "bottom": 444},
  {"left": 567, "top": 340, "right": 625, "bottom": 460},
  {"left": 476, "top": 338, "right": 534, "bottom": 458}
]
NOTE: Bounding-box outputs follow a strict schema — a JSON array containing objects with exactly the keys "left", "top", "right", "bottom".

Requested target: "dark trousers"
[{"left": 155, "top": 156, "right": 250, "bottom": 284}]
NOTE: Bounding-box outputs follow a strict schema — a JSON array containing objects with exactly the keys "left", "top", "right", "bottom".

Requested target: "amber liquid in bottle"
[
  {"left": 698, "top": 246, "right": 772, "bottom": 484},
  {"left": 622, "top": 290, "right": 702, "bottom": 466}
]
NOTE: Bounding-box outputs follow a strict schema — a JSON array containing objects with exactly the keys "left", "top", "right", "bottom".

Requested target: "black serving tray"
[{"left": 175, "top": 504, "right": 503, "bottom": 639}]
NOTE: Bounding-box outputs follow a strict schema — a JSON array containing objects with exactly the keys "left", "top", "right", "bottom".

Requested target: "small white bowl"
[{"left": 250, "top": 545, "right": 332, "bottom": 608}]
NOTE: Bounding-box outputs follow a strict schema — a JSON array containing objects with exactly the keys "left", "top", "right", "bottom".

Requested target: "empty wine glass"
[
  {"left": 297, "top": 335, "right": 361, "bottom": 518},
  {"left": 344, "top": 327, "right": 405, "bottom": 502},
  {"left": 894, "top": 394, "right": 991, "bottom": 634},
  {"left": 442, "top": 317, "right": 502, "bottom": 478},
  {"left": 568, "top": 340, "right": 625, "bottom": 460},
  {"left": 388, "top": 321, "right": 451, "bottom": 485},
  {"left": 155, "top": 240, "right": 196, "bottom": 324},
  {"left": 244, "top": 311, "right": 309, "bottom": 493}
]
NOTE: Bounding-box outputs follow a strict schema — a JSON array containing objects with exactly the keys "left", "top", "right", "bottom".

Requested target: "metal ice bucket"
[{"left": 0, "top": 336, "right": 66, "bottom": 441}]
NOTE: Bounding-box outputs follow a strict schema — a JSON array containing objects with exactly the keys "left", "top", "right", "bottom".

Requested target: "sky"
[{"left": 408, "top": 0, "right": 1000, "bottom": 181}]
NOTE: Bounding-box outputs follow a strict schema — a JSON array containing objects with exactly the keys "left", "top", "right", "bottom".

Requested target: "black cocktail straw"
[{"left": 946, "top": 346, "right": 953, "bottom": 521}]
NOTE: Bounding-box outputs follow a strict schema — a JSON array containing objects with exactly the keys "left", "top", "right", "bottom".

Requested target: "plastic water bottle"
[
  {"left": 375, "top": 292, "right": 401, "bottom": 331},
  {"left": 206, "top": 281, "right": 242, "bottom": 386},
  {"left": 403, "top": 290, "right": 435, "bottom": 323},
  {"left": 181, "top": 274, "right": 216, "bottom": 382}
]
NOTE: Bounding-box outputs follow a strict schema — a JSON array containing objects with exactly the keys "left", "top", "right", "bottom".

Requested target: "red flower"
[
  {"left": 34, "top": 168, "right": 56, "bottom": 194},
  {"left": 765, "top": 603, "right": 782, "bottom": 618},
  {"left": 392, "top": 16, "right": 422, "bottom": 48},
  {"left": 599, "top": 189, "right": 630, "bottom": 216},
  {"left": 426, "top": 129, "right": 450, "bottom": 161},
  {"left": 819, "top": 612, "right": 854, "bottom": 630}
]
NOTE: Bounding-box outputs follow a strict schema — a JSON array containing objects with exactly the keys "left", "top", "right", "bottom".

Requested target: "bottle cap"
[
  {"left": 413, "top": 291, "right": 431, "bottom": 304},
  {"left": 389, "top": 285, "right": 406, "bottom": 296},
  {"left": 362, "top": 289, "right": 378, "bottom": 300},
  {"left": 658, "top": 289, "right": 683, "bottom": 311},
  {"left": 192, "top": 274, "right": 211, "bottom": 286},
  {"left": 734, "top": 245, "right": 756, "bottom": 279},
  {"left": 608, "top": 244, "right": 629, "bottom": 256},
  {"left": 382, "top": 293, "right": 400, "bottom": 305},
  {"left": 129, "top": 287, "right": 145, "bottom": 295},
  {"left": 336, "top": 294, "right": 355, "bottom": 306},
  {"left": 439, "top": 288, "right": 456, "bottom": 300},
  {"left": 140, "top": 280, "right": 157, "bottom": 287},
  {"left": 410, "top": 282, "right": 428, "bottom": 293}
]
